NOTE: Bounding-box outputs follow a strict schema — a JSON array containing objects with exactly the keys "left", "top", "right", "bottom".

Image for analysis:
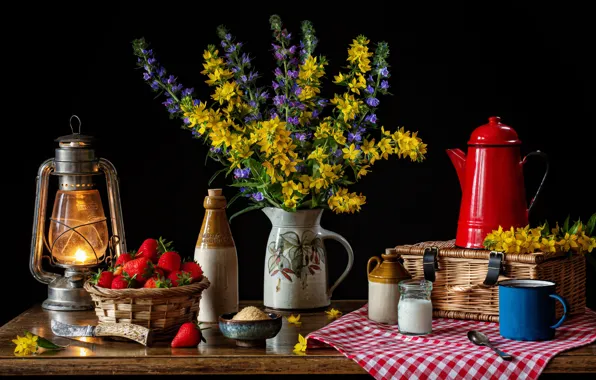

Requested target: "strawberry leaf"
[{"left": 157, "top": 237, "right": 174, "bottom": 255}]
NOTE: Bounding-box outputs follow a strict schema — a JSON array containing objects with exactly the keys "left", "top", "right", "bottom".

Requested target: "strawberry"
[
  {"left": 143, "top": 274, "right": 172, "bottom": 288},
  {"left": 90, "top": 269, "right": 114, "bottom": 288},
  {"left": 154, "top": 267, "right": 165, "bottom": 278},
  {"left": 123, "top": 257, "right": 154, "bottom": 285},
  {"left": 171, "top": 322, "right": 208, "bottom": 348},
  {"left": 181, "top": 260, "right": 203, "bottom": 282},
  {"left": 167, "top": 271, "right": 192, "bottom": 287},
  {"left": 111, "top": 275, "right": 135, "bottom": 289},
  {"left": 114, "top": 250, "right": 136, "bottom": 267},
  {"left": 158, "top": 251, "right": 181, "bottom": 274},
  {"left": 136, "top": 239, "right": 159, "bottom": 264}
]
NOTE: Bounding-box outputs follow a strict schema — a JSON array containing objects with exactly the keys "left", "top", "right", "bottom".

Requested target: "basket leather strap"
[
  {"left": 483, "top": 251, "right": 504, "bottom": 285},
  {"left": 423, "top": 246, "right": 439, "bottom": 282}
]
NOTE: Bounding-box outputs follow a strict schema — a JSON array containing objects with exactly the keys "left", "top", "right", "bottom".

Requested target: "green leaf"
[
  {"left": 226, "top": 191, "right": 245, "bottom": 209},
  {"left": 228, "top": 182, "right": 261, "bottom": 187},
  {"left": 543, "top": 220, "right": 550, "bottom": 237},
  {"left": 208, "top": 168, "right": 227, "bottom": 186},
  {"left": 229, "top": 204, "right": 264, "bottom": 224},
  {"left": 280, "top": 231, "right": 300, "bottom": 247},
  {"left": 569, "top": 219, "right": 581, "bottom": 235},
  {"left": 586, "top": 213, "right": 596, "bottom": 236},
  {"left": 25, "top": 332, "right": 66, "bottom": 350},
  {"left": 563, "top": 215, "right": 570, "bottom": 233}
]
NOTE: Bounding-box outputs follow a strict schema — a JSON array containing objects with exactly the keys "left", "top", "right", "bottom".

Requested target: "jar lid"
[
  {"left": 468, "top": 116, "right": 521, "bottom": 146},
  {"left": 367, "top": 248, "right": 412, "bottom": 284}
]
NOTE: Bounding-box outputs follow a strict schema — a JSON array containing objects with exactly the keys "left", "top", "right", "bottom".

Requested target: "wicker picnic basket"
[
  {"left": 84, "top": 275, "right": 210, "bottom": 340},
  {"left": 394, "top": 240, "right": 585, "bottom": 322}
]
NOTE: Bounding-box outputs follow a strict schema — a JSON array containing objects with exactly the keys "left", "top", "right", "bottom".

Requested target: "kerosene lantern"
[{"left": 30, "top": 116, "right": 126, "bottom": 311}]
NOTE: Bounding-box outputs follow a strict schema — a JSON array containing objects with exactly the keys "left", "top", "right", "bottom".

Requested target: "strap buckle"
[
  {"left": 423, "top": 246, "right": 439, "bottom": 282},
  {"left": 483, "top": 251, "right": 504, "bottom": 286}
]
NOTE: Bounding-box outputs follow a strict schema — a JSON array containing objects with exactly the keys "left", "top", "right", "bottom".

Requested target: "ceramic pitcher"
[{"left": 262, "top": 207, "right": 354, "bottom": 310}]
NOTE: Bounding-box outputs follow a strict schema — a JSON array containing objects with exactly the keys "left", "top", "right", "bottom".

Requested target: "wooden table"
[{"left": 0, "top": 300, "right": 594, "bottom": 376}]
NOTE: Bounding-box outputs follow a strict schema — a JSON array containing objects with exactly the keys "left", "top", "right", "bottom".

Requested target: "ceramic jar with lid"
[{"left": 367, "top": 248, "right": 412, "bottom": 324}]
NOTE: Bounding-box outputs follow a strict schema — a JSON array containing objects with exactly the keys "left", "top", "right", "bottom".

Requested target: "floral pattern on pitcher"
[{"left": 268, "top": 230, "right": 325, "bottom": 291}]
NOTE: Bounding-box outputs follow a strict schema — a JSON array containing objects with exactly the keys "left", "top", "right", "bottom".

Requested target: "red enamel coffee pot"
[{"left": 447, "top": 116, "right": 549, "bottom": 249}]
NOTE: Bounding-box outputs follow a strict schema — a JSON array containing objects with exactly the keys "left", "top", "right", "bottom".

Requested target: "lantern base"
[{"left": 41, "top": 269, "right": 94, "bottom": 311}]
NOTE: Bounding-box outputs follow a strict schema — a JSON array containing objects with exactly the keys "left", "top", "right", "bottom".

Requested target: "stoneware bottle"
[
  {"left": 367, "top": 248, "right": 411, "bottom": 324},
  {"left": 194, "top": 189, "right": 239, "bottom": 323}
]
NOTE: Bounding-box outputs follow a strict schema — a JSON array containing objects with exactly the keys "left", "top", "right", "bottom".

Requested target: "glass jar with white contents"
[{"left": 398, "top": 279, "right": 433, "bottom": 335}]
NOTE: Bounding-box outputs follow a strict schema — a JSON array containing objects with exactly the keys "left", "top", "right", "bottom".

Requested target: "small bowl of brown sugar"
[{"left": 219, "top": 306, "right": 282, "bottom": 347}]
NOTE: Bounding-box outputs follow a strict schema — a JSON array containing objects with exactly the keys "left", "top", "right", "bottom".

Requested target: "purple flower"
[
  {"left": 259, "top": 91, "right": 270, "bottom": 100},
  {"left": 287, "top": 70, "right": 299, "bottom": 79},
  {"left": 380, "top": 80, "right": 389, "bottom": 89},
  {"left": 287, "top": 116, "right": 300, "bottom": 125},
  {"left": 358, "top": 126, "right": 367, "bottom": 134},
  {"left": 288, "top": 45, "right": 297, "bottom": 54},
  {"left": 366, "top": 97, "right": 380, "bottom": 107},
  {"left": 224, "top": 33, "right": 231, "bottom": 41},
  {"left": 273, "top": 95, "right": 286, "bottom": 106},
  {"left": 183, "top": 118, "right": 190, "bottom": 124},
  {"left": 150, "top": 80, "right": 160, "bottom": 90},
  {"left": 272, "top": 81, "right": 280, "bottom": 90},
  {"left": 191, "top": 129, "right": 201, "bottom": 137},
  {"left": 289, "top": 57, "right": 299, "bottom": 66},
  {"left": 168, "top": 104, "right": 180, "bottom": 113},
  {"left": 171, "top": 83, "right": 183, "bottom": 93},
  {"left": 317, "top": 99, "right": 328, "bottom": 107},
  {"left": 289, "top": 100, "right": 305, "bottom": 110},
  {"left": 147, "top": 57, "right": 156, "bottom": 65},
  {"left": 242, "top": 54, "right": 251, "bottom": 64},
  {"left": 162, "top": 98, "right": 174, "bottom": 107},
  {"left": 365, "top": 114, "right": 377, "bottom": 124},
  {"left": 166, "top": 75, "right": 176, "bottom": 84},
  {"left": 293, "top": 86, "right": 302, "bottom": 96},
  {"left": 210, "top": 147, "right": 222, "bottom": 154},
  {"left": 252, "top": 192, "right": 264, "bottom": 202},
  {"left": 348, "top": 132, "right": 362, "bottom": 143},
  {"left": 270, "top": 110, "right": 279, "bottom": 119},
  {"left": 143, "top": 72, "right": 152, "bottom": 81},
  {"left": 181, "top": 88, "right": 194, "bottom": 97},
  {"left": 193, "top": 99, "right": 200, "bottom": 106},
  {"left": 234, "top": 167, "right": 251, "bottom": 179},
  {"left": 248, "top": 100, "right": 257, "bottom": 108},
  {"left": 334, "top": 149, "right": 343, "bottom": 157},
  {"left": 367, "top": 74, "right": 374, "bottom": 83},
  {"left": 157, "top": 67, "right": 166, "bottom": 77},
  {"left": 275, "top": 52, "right": 285, "bottom": 61},
  {"left": 274, "top": 67, "right": 283, "bottom": 77},
  {"left": 295, "top": 164, "right": 305, "bottom": 172},
  {"left": 293, "top": 132, "right": 307, "bottom": 141},
  {"left": 312, "top": 109, "right": 320, "bottom": 118},
  {"left": 379, "top": 67, "right": 389, "bottom": 77},
  {"left": 365, "top": 85, "right": 374, "bottom": 94}
]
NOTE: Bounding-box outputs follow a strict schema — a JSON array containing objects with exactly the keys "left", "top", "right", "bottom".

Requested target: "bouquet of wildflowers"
[
  {"left": 132, "top": 15, "right": 427, "bottom": 220},
  {"left": 483, "top": 213, "right": 596, "bottom": 257}
]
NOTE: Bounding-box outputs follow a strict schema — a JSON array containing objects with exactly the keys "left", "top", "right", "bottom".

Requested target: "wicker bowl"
[{"left": 83, "top": 275, "right": 210, "bottom": 340}]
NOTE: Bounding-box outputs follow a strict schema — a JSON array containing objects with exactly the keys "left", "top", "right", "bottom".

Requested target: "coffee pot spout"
[{"left": 446, "top": 148, "right": 467, "bottom": 191}]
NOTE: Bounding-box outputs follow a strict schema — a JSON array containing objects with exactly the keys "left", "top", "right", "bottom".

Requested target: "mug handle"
[
  {"left": 549, "top": 294, "right": 568, "bottom": 329},
  {"left": 321, "top": 228, "right": 354, "bottom": 299}
]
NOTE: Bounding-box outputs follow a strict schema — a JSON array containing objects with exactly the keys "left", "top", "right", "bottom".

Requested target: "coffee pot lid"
[
  {"left": 468, "top": 116, "right": 521, "bottom": 146},
  {"left": 368, "top": 248, "right": 411, "bottom": 284}
]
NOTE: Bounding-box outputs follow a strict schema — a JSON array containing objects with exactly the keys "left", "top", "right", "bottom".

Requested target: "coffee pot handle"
[
  {"left": 522, "top": 150, "right": 549, "bottom": 212},
  {"left": 321, "top": 229, "right": 354, "bottom": 299}
]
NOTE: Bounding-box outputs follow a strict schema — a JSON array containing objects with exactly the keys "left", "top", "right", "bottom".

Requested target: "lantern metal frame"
[{"left": 30, "top": 116, "right": 126, "bottom": 311}]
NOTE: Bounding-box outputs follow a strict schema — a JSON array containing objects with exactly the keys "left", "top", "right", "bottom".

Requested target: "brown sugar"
[{"left": 232, "top": 306, "right": 270, "bottom": 321}]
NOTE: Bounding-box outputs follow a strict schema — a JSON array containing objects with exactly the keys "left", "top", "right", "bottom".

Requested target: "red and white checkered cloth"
[{"left": 307, "top": 304, "right": 596, "bottom": 380}]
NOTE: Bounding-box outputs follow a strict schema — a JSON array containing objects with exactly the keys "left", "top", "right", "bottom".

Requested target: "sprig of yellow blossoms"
[{"left": 483, "top": 214, "right": 596, "bottom": 255}]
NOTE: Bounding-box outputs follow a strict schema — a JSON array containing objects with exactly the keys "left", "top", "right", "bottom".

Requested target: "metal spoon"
[{"left": 467, "top": 330, "right": 513, "bottom": 361}]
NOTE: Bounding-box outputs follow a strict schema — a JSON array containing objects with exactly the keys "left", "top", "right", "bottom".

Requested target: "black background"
[{"left": 5, "top": 1, "right": 595, "bottom": 327}]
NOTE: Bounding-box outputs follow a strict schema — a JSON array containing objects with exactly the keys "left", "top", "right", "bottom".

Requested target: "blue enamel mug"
[{"left": 499, "top": 279, "right": 568, "bottom": 341}]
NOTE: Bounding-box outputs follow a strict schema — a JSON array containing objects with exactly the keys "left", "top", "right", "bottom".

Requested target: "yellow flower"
[
  {"left": 325, "top": 308, "right": 343, "bottom": 320},
  {"left": 361, "top": 139, "right": 376, "bottom": 155},
  {"left": 357, "top": 165, "right": 370, "bottom": 178},
  {"left": 12, "top": 332, "right": 38, "bottom": 356},
  {"left": 293, "top": 333, "right": 307, "bottom": 355},
  {"left": 212, "top": 81, "right": 240, "bottom": 104},
  {"left": 541, "top": 237, "right": 557, "bottom": 253},
  {"left": 557, "top": 233, "right": 579, "bottom": 252},
  {"left": 342, "top": 144, "right": 361, "bottom": 161},
  {"left": 287, "top": 314, "right": 302, "bottom": 326}
]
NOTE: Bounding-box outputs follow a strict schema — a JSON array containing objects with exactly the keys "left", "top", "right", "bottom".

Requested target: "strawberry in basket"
[{"left": 123, "top": 257, "right": 155, "bottom": 286}]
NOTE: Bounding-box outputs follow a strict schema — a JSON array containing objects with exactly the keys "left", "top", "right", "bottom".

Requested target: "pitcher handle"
[
  {"left": 522, "top": 150, "right": 549, "bottom": 212},
  {"left": 320, "top": 228, "right": 354, "bottom": 299},
  {"left": 549, "top": 294, "right": 568, "bottom": 329}
]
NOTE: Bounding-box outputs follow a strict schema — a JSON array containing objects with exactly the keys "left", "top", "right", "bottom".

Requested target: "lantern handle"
[{"left": 70, "top": 115, "right": 82, "bottom": 135}]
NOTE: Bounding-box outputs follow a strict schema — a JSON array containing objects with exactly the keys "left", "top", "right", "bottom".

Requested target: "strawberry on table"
[
  {"left": 181, "top": 260, "right": 203, "bottom": 282},
  {"left": 158, "top": 251, "right": 181, "bottom": 274},
  {"left": 167, "top": 271, "right": 192, "bottom": 287},
  {"left": 171, "top": 322, "right": 207, "bottom": 348},
  {"left": 90, "top": 269, "right": 114, "bottom": 288}
]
